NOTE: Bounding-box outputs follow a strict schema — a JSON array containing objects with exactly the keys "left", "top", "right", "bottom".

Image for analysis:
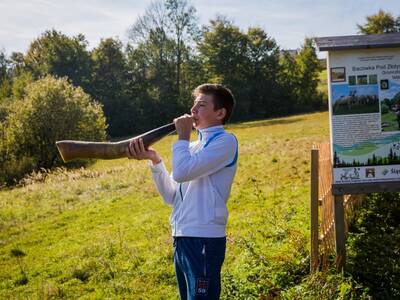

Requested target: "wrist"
[
  {"left": 178, "top": 131, "right": 191, "bottom": 141},
  {"left": 150, "top": 155, "right": 161, "bottom": 165}
]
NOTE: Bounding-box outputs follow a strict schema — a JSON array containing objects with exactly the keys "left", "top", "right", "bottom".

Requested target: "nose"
[{"left": 191, "top": 105, "right": 198, "bottom": 115}]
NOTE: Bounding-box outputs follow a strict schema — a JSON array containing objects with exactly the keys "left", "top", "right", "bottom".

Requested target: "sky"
[{"left": 1, "top": 0, "right": 400, "bottom": 57}]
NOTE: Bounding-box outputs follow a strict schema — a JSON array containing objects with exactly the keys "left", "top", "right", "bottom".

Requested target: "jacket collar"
[{"left": 197, "top": 125, "right": 224, "bottom": 141}]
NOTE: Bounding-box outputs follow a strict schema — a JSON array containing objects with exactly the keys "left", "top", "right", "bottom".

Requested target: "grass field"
[{"left": 0, "top": 112, "right": 330, "bottom": 299}]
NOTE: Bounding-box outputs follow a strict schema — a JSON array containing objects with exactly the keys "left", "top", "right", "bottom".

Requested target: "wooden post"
[
  {"left": 310, "top": 148, "right": 319, "bottom": 272},
  {"left": 333, "top": 195, "right": 346, "bottom": 270}
]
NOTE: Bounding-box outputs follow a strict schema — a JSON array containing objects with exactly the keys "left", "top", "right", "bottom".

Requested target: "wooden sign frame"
[{"left": 315, "top": 33, "right": 400, "bottom": 195}]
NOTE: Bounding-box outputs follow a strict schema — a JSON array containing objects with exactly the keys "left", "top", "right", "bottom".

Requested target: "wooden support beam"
[
  {"left": 333, "top": 195, "right": 346, "bottom": 270},
  {"left": 310, "top": 149, "right": 319, "bottom": 272}
]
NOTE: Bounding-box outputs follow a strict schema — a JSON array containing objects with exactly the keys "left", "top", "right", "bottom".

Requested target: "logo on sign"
[
  {"left": 380, "top": 79, "right": 389, "bottom": 90},
  {"left": 365, "top": 168, "right": 375, "bottom": 178},
  {"left": 340, "top": 168, "right": 360, "bottom": 181}
]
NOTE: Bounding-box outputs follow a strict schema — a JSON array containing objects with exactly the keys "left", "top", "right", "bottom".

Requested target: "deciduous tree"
[
  {"left": 295, "top": 38, "right": 322, "bottom": 109},
  {"left": 0, "top": 76, "right": 106, "bottom": 184},
  {"left": 25, "top": 30, "right": 92, "bottom": 90},
  {"left": 357, "top": 10, "right": 400, "bottom": 34},
  {"left": 91, "top": 38, "right": 130, "bottom": 136}
]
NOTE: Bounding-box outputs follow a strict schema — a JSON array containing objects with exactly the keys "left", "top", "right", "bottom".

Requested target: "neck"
[{"left": 197, "top": 123, "right": 223, "bottom": 130}]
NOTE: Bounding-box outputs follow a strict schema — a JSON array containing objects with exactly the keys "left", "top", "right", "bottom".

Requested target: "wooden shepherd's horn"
[{"left": 56, "top": 123, "right": 176, "bottom": 162}]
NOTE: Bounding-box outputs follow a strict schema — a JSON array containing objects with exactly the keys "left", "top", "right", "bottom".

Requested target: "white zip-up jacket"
[{"left": 150, "top": 125, "right": 238, "bottom": 237}]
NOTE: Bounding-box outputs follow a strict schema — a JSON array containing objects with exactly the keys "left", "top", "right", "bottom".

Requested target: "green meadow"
[{"left": 0, "top": 112, "right": 330, "bottom": 299}]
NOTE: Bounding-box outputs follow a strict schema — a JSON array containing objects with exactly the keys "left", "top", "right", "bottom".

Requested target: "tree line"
[
  {"left": 0, "top": 0, "right": 325, "bottom": 185},
  {"left": 0, "top": 1, "right": 325, "bottom": 135},
  {"left": 11, "top": 0, "right": 393, "bottom": 184}
]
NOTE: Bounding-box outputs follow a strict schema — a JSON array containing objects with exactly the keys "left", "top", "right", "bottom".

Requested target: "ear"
[{"left": 216, "top": 108, "right": 227, "bottom": 121}]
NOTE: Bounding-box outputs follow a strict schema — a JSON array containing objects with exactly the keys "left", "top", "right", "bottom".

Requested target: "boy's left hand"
[
  {"left": 174, "top": 114, "right": 194, "bottom": 141},
  {"left": 126, "top": 138, "right": 161, "bottom": 165}
]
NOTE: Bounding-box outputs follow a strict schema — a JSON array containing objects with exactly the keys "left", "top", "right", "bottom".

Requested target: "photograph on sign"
[
  {"left": 331, "top": 84, "right": 379, "bottom": 115},
  {"left": 381, "top": 80, "right": 400, "bottom": 132},
  {"left": 330, "top": 67, "right": 346, "bottom": 82},
  {"left": 329, "top": 49, "right": 400, "bottom": 184}
]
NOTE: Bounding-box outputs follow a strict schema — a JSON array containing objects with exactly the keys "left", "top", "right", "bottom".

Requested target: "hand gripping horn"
[{"left": 56, "top": 123, "right": 176, "bottom": 162}]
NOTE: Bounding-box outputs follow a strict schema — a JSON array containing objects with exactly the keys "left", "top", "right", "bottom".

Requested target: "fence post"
[
  {"left": 333, "top": 195, "right": 346, "bottom": 270},
  {"left": 310, "top": 148, "right": 319, "bottom": 272}
]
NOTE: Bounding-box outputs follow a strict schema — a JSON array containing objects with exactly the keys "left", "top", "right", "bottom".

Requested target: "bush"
[
  {"left": 0, "top": 75, "right": 107, "bottom": 185},
  {"left": 284, "top": 193, "right": 399, "bottom": 299},
  {"left": 282, "top": 271, "right": 370, "bottom": 299},
  {"left": 346, "top": 192, "right": 400, "bottom": 299}
]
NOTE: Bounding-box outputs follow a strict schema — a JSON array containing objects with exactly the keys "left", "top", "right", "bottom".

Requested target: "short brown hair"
[{"left": 192, "top": 83, "right": 235, "bottom": 124}]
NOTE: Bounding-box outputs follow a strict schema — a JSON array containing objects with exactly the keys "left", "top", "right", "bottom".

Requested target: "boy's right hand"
[
  {"left": 126, "top": 138, "right": 161, "bottom": 165},
  {"left": 174, "top": 114, "right": 194, "bottom": 141}
]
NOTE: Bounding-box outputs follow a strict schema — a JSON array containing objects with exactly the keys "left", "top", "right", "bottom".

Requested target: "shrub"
[
  {"left": 346, "top": 192, "right": 400, "bottom": 299},
  {"left": 0, "top": 75, "right": 107, "bottom": 185},
  {"left": 282, "top": 271, "right": 370, "bottom": 299}
]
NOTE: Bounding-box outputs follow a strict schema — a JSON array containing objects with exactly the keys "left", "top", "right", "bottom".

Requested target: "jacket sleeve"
[
  {"left": 172, "top": 134, "right": 237, "bottom": 183},
  {"left": 149, "top": 160, "right": 177, "bottom": 205}
]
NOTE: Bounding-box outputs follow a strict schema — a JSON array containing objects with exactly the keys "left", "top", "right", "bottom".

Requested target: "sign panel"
[{"left": 329, "top": 48, "right": 400, "bottom": 184}]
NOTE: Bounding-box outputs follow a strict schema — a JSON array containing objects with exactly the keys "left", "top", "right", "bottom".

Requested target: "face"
[{"left": 191, "top": 93, "right": 226, "bottom": 129}]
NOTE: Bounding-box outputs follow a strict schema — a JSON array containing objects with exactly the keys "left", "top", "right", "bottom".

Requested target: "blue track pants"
[{"left": 173, "top": 237, "right": 226, "bottom": 300}]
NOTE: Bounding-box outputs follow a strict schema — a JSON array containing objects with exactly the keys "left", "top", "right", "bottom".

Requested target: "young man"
[{"left": 127, "top": 84, "right": 238, "bottom": 299}]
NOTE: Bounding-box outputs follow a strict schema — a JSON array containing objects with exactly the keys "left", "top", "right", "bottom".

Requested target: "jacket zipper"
[
  {"left": 174, "top": 183, "right": 184, "bottom": 234},
  {"left": 202, "top": 243, "right": 207, "bottom": 277}
]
